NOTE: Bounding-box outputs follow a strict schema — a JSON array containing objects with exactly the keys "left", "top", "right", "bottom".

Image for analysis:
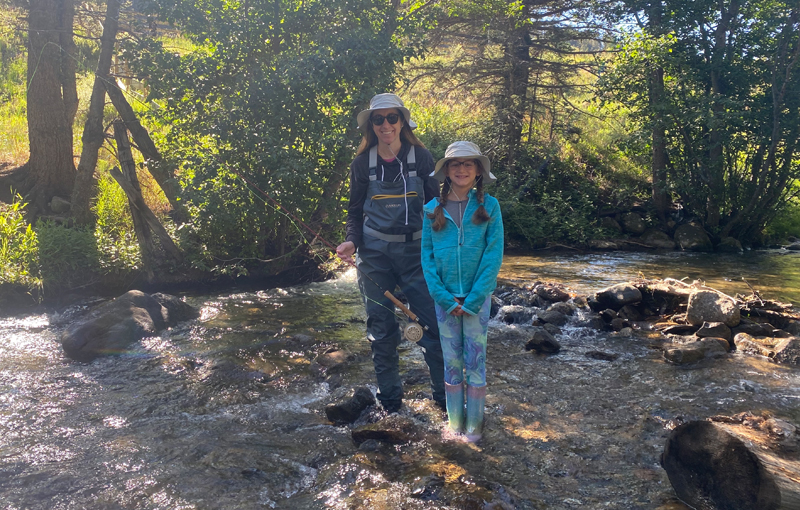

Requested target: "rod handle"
[{"left": 383, "top": 290, "right": 429, "bottom": 330}]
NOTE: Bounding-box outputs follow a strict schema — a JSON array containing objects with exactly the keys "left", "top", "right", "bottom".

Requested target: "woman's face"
[
  {"left": 370, "top": 108, "right": 404, "bottom": 146},
  {"left": 445, "top": 158, "right": 479, "bottom": 189}
]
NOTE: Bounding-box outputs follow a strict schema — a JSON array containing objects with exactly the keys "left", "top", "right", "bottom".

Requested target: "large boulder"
[
  {"left": 600, "top": 216, "right": 622, "bottom": 234},
  {"left": 325, "top": 387, "right": 376, "bottom": 425},
  {"left": 595, "top": 283, "right": 642, "bottom": 310},
  {"left": 674, "top": 224, "right": 713, "bottom": 252},
  {"left": 61, "top": 290, "right": 198, "bottom": 362},
  {"left": 640, "top": 229, "right": 676, "bottom": 250},
  {"left": 621, "top": 212, "right": 647, "bottom": 235},
  {"left": 773, "top": 337, "right": 800, "bottom": 365},
  {"left": 686, "top": 290, "right": 740, "bottom": 327},
  {"left": 715, "top": 237, "right": 743, "bottom": 253}
]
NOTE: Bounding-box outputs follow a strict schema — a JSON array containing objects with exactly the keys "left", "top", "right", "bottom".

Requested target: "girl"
[{"left": 421, "top": 141, "right": 504, "bottom": 442}]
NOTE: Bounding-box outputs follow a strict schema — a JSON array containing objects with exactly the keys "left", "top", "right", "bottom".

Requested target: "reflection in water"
[
  {"left": 501, "top": 250, "right": 800, "bottom": 305},
  {"left": 0, "top": 254, "right": 797, "bottom": 508}
]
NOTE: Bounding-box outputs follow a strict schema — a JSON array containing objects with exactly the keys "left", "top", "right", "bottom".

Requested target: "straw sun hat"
[
  {"left": 431, "top": 141, "right": 496, "bottom": 183},
  {"left": 356, "top": 93, "right": 418, "bottom": 131}
]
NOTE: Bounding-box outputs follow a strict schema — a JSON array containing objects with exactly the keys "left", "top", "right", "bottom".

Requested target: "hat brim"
[
  {"left": 431, "top": 155, "right": 495, "bottom": 183},
  {"left": 357, "top": 107, "right": 417, "bottom": 131}
]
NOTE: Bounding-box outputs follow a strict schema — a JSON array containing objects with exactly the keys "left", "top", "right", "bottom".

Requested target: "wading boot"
[
  {"left": 465, "top": 384, "right": 486, "bottom": 442},
  {"left": 444, "top": 381, "right": 465, "bottom": 433}
]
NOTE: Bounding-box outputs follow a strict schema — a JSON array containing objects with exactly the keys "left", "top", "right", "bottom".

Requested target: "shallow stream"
[{"left": 1, "top": 250, "right": 799, "bottom": 509}]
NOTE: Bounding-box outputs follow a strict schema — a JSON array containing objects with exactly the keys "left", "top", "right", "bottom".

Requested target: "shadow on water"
[{"left": 0, "top": 253, "right": 798, "bottom": 509}]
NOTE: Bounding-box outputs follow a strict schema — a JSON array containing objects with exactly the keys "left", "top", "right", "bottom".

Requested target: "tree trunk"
[
  {"left": 71, "top": 0, "right": 121, "bottom": 227},
  {"left": 497, "top": 24, "right": 530, "bottom": 177},
  {"left": 648, "top": 1, "right": 669, "bottom": 225},
  {"left": 105, "top": 80, "right": 187, "bottom": 222},
  {"left": 662, "top": 419, "right": 800, "bottom": 510},
  {"left": 25, "top": 0, "right": 77, "bottom": 217}
]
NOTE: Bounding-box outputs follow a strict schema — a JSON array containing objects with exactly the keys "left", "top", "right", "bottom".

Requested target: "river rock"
[
  {"left": 610, "top": 317, "right": 630, "bottom": 331},
  {"left": 621, "top": 212, "right": 646, "bottom": 235},
  {"left": 60, "top": 290, "right": 197, "bottom": 362},
  {"left": 686, "top": 289, "right": 740, "bottom": 327},
  {"left": 784, "top": 321, "right": 800, "bottom": 336},
  {"left": 585, "top": 350, "right": 619, "bottom": 361},
  {"left": 733, "top": 333, "right": 776, "bottom": 358},
  {"left": 640, "top": 229, "right": 676, "bottom": 250},
  {"left": 696, "top": 322, "right": 732, "bottom": 341},
  {"left": 732, "top": 320, "right": 775, "bottom": 337},
  {"left": 152, "top": 293, "right": 201, "bottom": 323},
  {"left": 537, "top": 309, "right": 568, "bottom": 327},
  {"left": 716, "top": 237, "right": 743, "bottom": 253},
  {"left": 773, "top": 337, "right": 800, "bottom": 365},
  {"left": 595, "top": 283, "right": 642, "bottom": 310},
  {"left": 490, "top": 295, "right": 503, "bottom": 318},
  {"left": 674, "top": 223, "right": 713, "bottom": 252},
  {"left": 587, "top": 239, "right": 620, "bottom": 250},
  {"left": 663, "top": 338, "right": 728, "bottom": 364},
  {"left": 351, "top": 414, "right": 423, "bottom": 445},
  {"left": 524, "top": 328, "right": 561, "bottom": 354},
  {"left": 617, "top": 304, "right": 642, "bottom": 321},
  {"left": 534, "top": 284, "right": 570, "bottom": 303},
  {"left": 547, "top": 301, "right": 575, "bottom": 316},
  {"left": 784, "top": 241, "right": 800, "bottom": 251},
  {"left": 600, "top": 216, "right": 622, "bottom": 233},
  {"left": 496, "top": 305, "right": 535, "bottom": 325},
  {"left": 325, "top": 387, "right": 376, "bottom": 425}
]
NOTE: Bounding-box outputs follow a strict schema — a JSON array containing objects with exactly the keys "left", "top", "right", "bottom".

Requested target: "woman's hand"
[{"left": 336, "top": 241, "right": 356, "bottom": 264}]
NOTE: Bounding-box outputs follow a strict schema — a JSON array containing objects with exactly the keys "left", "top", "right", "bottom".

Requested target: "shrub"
[{"left": 0, "top": 195, "right": 40, "bottom": 291}]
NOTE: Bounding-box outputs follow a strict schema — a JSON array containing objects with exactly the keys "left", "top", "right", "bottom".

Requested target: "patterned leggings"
[{"left": 435, "top": 296, "right": 491, "bottom": 387}]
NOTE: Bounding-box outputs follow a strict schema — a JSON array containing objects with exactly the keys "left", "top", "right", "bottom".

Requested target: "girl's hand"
[{"left": 450, "top": 298, "right": 467, "bottom": 316}]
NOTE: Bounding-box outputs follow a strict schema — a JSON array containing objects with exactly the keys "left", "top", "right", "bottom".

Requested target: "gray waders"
[{"left": 356, "top": 146, "right": 446, "bottom": 412}]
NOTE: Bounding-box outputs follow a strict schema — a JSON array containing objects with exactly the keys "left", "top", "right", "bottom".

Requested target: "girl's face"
[
  {"left": 370, "top": 108, "right": 404, "bottom": 146},
  {"left": 446, "top": 158, "right": 479, "bottom": 189}
]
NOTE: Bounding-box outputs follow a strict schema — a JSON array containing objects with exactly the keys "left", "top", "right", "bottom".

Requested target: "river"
[{"left": 1, "top": 250, "right": 798, "bottom": 509}]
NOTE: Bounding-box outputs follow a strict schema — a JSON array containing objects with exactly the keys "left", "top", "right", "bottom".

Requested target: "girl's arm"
[
  {"left": 421, "top": 211, "right": 461, "bottom": 315},
  {"left": 461, "top": 198, "right": 504, "bottom": 315}
]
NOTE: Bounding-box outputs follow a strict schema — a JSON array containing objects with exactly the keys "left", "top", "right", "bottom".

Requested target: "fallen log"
[{"left": 661, "top": 416, "right": 800, "bottom": 510}]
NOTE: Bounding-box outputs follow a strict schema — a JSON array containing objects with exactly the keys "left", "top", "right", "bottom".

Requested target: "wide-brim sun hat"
[
  {"left": 356, "top": 93, "right": 418, "bottom": 131},
  {"left": 431, "top": 141, "right": 496, "bottom": 183}
]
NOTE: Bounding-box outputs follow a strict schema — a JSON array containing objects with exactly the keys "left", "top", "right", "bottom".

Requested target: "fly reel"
[{"left": 403, "top": 322, "right": 424, "bottom": 342}]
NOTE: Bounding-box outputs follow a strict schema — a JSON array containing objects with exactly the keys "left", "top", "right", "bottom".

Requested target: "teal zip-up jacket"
[{"left": 421, "top": 189, "right": 504, "bottom": 316}]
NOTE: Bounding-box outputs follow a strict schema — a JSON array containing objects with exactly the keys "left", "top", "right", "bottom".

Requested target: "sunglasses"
[{"left": 370, "top": 113, "right": 401, "bottom": 126}]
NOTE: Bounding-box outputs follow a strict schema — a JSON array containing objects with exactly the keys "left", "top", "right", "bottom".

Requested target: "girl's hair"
[
  {"left": 427, "top": 159, "right": 491, "bottom": 232},
  {"left": 355, "top": 110, "right": 426, "bottom": 156}
]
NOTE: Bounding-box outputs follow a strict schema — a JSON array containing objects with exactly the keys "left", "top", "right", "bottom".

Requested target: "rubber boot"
[
  {"left": 444, "top": 381, "right": 465, "bottom": 433},
  {"left": 465, "top": 384, "right": 486, "bottom": 442}
]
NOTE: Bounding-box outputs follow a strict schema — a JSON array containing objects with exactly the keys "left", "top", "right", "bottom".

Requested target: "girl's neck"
[
  {"left": 447, "top": 185, "right": 472, "bottom": 202},
  {"left": 377, "top": 140, "right": 402, "bottom": 160}
]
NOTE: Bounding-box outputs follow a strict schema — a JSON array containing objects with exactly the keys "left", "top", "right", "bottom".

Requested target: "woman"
[
  {"left": 336, "top": 93, "right": 445, "bottom": 413},
  {"left": 421, "top": 141, "right": 504, "bottom": 442}
]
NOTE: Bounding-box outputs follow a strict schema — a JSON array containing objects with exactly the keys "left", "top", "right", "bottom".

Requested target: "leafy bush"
[
  {"left": 94, "top": 174, "right": 141, "bottom": 272},
  {"left": 35, "top": 221, "right": 101, "bottom": 292},
  {"left": 0, "top": 196, "right": 40, "bottom": 290},
  {"left": 765, "top": 197, "right": 800, "bottom": 244}
]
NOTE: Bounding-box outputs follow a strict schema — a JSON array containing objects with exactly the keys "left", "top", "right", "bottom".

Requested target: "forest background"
[{"left": 1, "top": 0, "right": 799, "bottom": 309}]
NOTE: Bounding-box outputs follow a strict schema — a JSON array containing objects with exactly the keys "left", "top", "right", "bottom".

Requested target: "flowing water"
[{"left": 1, "top": 250, "right": 799, "bottom": 509}]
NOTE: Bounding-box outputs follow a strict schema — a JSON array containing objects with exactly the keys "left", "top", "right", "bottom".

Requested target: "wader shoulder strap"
[{"left": 368, "top": 145, "right": 417, "bottom": 180}]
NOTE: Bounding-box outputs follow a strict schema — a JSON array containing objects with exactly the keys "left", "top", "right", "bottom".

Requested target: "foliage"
[
  {"left": 121, "top": 0, "right": 426, "bottom": 273},
  {"left": 93, "top": 174, "right": 141, "bottom": 272},
  {"left": 0, "top": 5, "right": 27, "bottom": 163},
  {"left": 0, "top": 195, "right": 40, "bottom": 290},
  {"left": 764, "top": 196, "right": 800, "bottom": 244},
  {"left": 35, "top": 221, "right": 101, "bottom": 291},
  {"left": 599, "top": 1, "right": 800, "bottom": 244}
]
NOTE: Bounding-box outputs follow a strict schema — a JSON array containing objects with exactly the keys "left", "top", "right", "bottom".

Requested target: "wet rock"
[
  {"left": 325, "top": 387, "right": 376, "bottom": 425},
  {"left": 151, "top": 293, "right": 200, "bottom": 323},
  {"left": 495, "top": 305, "right": 535, "bottom": 325},
  {"left": 537, "top": 309, "right": 568, "bottom": 327},
  {"left": 595, "top": 283, "right": 642, "bottom": 310},
  {"left": 351, "top": 414, "right": 423, "bottom": 445},
  {"left": 663, "top": 338, "right": 728, "bottom": 364},
  {"left": 547, "top": 301, "right": 575, "bottom": 316},
  {"left": 785, "top": 321, "right": 800, "bottom": 336},
  {"left": 716, "top": 237, "right": 743, "bottom": 253},
  {"left": 587, "top": 296, "right": 603, "bottom": 312},
  {"left": 674, "top": 223, "right": 713, "bottom": 252},
  {"left": 534, "top": 284, "right": 570, "bottom": 303},
  {"left": 524, "top": 328, "right": 561, "bottom": 354},
  {"left": 640, "top": 228, "right": 676, "bottom": 250},
  {"left": 542, "top": 323, "right": 561, "bottom": 337},
  {"left": 660, "top": 324, "right": 699, "bottom": 336},
  {"left": 585, "top": 350, "right": 619, "bottom": 361},
  {"left": 609, "top": 317, "right": 630, "bottom": 331},
  {"left": 621, "top": 212, "right": 646, "bottom": 235},
  {"left": 587, "top": 239, "right": 620, "bottom": 250},
  {"left": 316, "top": 349, "right": 350, "bottom": 368},
  {"left": 733, "top": 333, "right": 776, "bottom": 358},
  {"left": 732, "top": 320, "right": 775, "bottom": 337},
  {"left": 575, "top": 315, "right": 606, "bottom": 330},
  {"left": 599, "top": 308, "right": 617, "bottom": 323},
  {"left": 490, "top": 295, "right": 503, "bottom": 318},
  {"left": 617, "top": 304, "right": 642, "bottom": 321},
  {"left": 686, "top": 289, "right": 740, "bottom": 327},
  {"left": 60, "top": 290, "right": 197, "bottom": 362},
  {"left": 773, "top": 337, "right": 800, "bottom": 365},
  {"left": 617, "top": 327, "right": 634, "bottom": 337},
  {"left": 696, "top": 322, "right": 732, "bottom": 341},
  {"left": 203, "top": 360, "right": 270, "bottom": 385},
  {"left": 784, "top": 241, "right": 800, "bottom": 251}
]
